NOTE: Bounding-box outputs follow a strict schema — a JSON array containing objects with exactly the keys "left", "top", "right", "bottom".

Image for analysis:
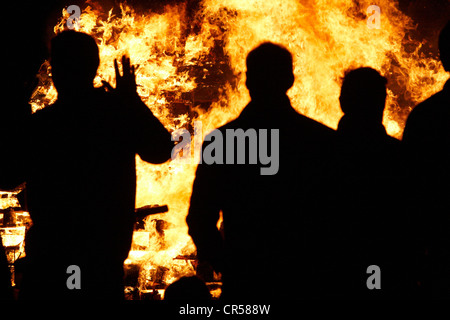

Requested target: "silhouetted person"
[
  {"left": 164, "top": 276, "right": 212, "bottom": 300},
  {"left": 187, "top": 42, "right": 335, "bottom": 299},
  {"left": 17, "top": 30, "right": 173, "bottom": 300},
  {"left": 402, "top": 20, "right": 450, "bottom": 298},
  {"left": 332, "top": 67, "right": 406, "bottom": 298}
]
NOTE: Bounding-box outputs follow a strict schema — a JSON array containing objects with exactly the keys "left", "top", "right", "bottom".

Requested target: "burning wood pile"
[
  {"left": 0, "top": 189, "right": 31, "bottom": 290},
  {"left": 4, "top": 0, "right": 446, "bottom": 300},
  {"left": 124, "top": 206, "right": 222, "bottom": 300},
  {"left": 124, "top": 204, "right": 219, "bottom": 300}
]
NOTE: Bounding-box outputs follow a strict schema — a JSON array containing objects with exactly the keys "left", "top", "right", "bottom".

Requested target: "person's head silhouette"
[
  {"left": 439, "top": 20, "right": 450, "bottom": 72},
  {"left": 245, "top": 42, "right": 294, "bottom": 100},
  {"left": 339, "top": 67, "right": 387, "bottom": 124},
  {"left": 50, "top": 30, "right": 100, "bottom": 98}
]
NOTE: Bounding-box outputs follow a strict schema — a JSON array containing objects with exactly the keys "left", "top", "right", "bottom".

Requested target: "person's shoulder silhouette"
[
  {"left": 403, "top": 20, "right": 450, "bottom": 149},
  {"left": 230, "top": 42, "right": 332, "bottom": 133},
  {"left": 215, "top": 42, "right": 335, "bottom": 179},
  {"left": 403, "top": 20, "right": 450, "bottom": 192}
]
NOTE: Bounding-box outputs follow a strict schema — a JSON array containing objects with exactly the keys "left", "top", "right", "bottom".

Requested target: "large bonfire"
[{"left": 26, "top": 0, "right": 448, "bottom": 296}]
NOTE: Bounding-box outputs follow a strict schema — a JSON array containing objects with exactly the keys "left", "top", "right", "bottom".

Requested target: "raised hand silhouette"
[{"left": 102, "top": 55, "right": 139, "bottom": 97}]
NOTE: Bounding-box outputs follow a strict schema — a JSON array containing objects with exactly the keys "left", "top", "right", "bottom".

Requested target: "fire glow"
[{"left": 27, "top": 0, "right": 448, "bottom": 297}]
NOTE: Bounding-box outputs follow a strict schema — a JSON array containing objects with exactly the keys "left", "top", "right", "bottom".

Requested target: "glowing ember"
[{"left": 28, "top": 0, "right": 448, "bottom": 294}]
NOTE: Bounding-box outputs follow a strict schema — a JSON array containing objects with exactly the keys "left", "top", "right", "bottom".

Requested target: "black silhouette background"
[{"left": 0, "top": 1, "right": 450, "bottom": 301}]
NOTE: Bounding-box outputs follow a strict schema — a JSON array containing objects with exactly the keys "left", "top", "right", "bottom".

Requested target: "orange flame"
[{"left": 28, "top": 0, "right": 448, "bottom": 292}]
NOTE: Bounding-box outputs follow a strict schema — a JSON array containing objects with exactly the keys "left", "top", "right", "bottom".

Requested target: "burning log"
[
  {"left": 134, "top": 204, "right": 168, "bottom": 232},
  {"left": 174, "top": 254, "right": 197, "bottom": 261},
  {"left": 135, "top": 204, "right": 168, "bottom": 221}
]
